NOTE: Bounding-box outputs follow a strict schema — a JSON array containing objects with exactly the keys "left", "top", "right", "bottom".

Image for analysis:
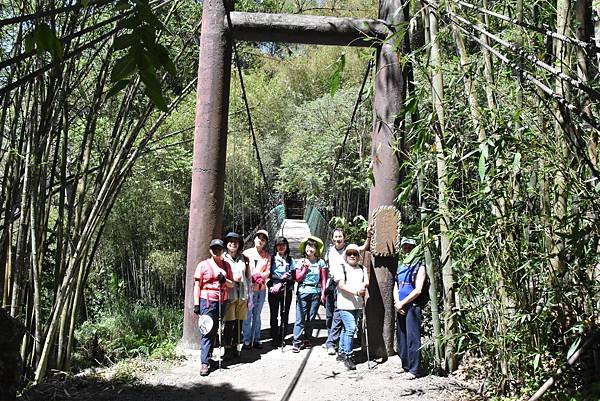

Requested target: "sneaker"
[
  {"left": 242, "top": 343, "right": 252, "bottom": 350},
  {"left": 344, "top": 357, "right": 357, "bottom": 371},
  {"left": 302, "top": 340, "right": 312, "bottom": 349},
  {"left": 253, "top": 342, "right": 263, "bottom": 349},
  {"left": 200, "top": 363, "right": 210, "bottom": 376},
  {"left": 292, "top": 344, "right": 301, "bottom": 353},
  {"left": 336, "top": 354, "right": 345, "bottom": 362},
  {"left": 400, "top": 372, "right": 417, "bottom": 380},
  {"left": 327, "top": 347, "right": 336, "bottom": 355}
]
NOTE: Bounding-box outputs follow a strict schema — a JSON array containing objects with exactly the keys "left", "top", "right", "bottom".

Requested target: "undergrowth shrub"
[{"left": 73, "top": 303, "right": 182, "bottom": 369}]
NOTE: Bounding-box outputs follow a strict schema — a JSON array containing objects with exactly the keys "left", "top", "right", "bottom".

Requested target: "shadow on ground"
[{"left": 19, "top": 377, "right": 253, "bottom": 401}]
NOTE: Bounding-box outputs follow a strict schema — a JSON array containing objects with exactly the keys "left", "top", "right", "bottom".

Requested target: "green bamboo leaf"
[
  {"left": 478, "top": 151, "right": 486, "bottom": 182},
  {"left": 155, "top": 44, "right": 176, "bottom": 76},
  {"left": 136, "top": 1, "right": 167, "bottom": 31},
  {"left": 567, "top": 338, "right": 581, "bottom": 360},
  {"left": 139, "top": 24, "right": 156, "bottom": 48},
  {"left": 512, "top": 152, "right": 521, "bottom": 174},
  {"left": 140, "top": 69, "right": 167, "bottom": 111},
  {"left": 117, "top": 15, "right": 142, "bottom": 29},
  {"left": 329, "top": 54, "right": 345, "bottom": 97},
  {"left": 111, "top": 54, "right": 137, "bottom": 82},
  {"left": 113, "top": 0, "right": 131, "bottom": 11},
  {"left": 113, "top": 33, "right": 136, "bottom": 51},
  {"left": 28, "top": 23, "right": 64, "bottom": 59},
  {"left": 132, "top": 43, "right": 151, "bottom": 70},
  {"left": 24, "top": 32, "right": 36, "bottom": 52},
  {"left": 106, "top": 79, "right": 130, "bottom": 98}
]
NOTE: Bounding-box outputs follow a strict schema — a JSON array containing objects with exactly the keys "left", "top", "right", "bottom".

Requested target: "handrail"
[{"left": 303, "top": 205, "right": 330, "bottom": 242}]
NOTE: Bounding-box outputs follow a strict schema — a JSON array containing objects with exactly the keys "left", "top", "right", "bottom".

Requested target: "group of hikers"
[{"left": 192, "top": 227, "right": 427, "bottom": 379}]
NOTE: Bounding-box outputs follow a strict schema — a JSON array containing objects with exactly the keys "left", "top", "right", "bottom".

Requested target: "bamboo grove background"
[{"left": 0, "top": 0, "right": 599, "bottom": 398}]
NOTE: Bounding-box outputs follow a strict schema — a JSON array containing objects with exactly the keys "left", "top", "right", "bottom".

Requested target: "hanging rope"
[
  {"left": 328, "top": 58, "right": 373, "bottom": 186},
  {"left": 224, "top": 8, "right": 269, "bottom": 193}
]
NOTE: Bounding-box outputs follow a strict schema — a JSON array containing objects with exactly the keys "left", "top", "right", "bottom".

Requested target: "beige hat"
[
  {"left": 344, "top": 243, "right": 361, "bottom": 258},
  {"left": 255, "top": 229, "right": 269, "bottom": 241}
]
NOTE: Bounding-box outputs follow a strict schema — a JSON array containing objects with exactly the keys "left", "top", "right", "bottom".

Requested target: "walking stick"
[
  {"left": 362, "top": 296, "right": 371, "bottom": 369},
  {"left": 251, "top": 260, "right": 258, "bottom": 348},
  {"left": 218, "top": 286, "right": 223, "bottom": 370},
  {"left": 281, "top": 282, "right": 286, "bottom": 352}
]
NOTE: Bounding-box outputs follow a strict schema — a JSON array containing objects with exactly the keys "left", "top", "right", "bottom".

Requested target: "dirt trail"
[{"left": 20, "top": 328, "right": 478, "bottom": 401}]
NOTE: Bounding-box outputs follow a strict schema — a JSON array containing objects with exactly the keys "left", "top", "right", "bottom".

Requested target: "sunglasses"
[{"left": 346, "top": 252, "right": 359, "bottom": 257}]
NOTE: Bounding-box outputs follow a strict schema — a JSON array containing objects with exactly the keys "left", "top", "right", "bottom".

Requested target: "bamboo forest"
[{"left": 0, "top": 0, "right": 599, "bottom": 400}]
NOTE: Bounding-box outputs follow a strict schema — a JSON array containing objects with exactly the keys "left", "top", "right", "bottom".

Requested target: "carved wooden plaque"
[{"left": 370, "top": 206, "right": 401, "bottom": 256}]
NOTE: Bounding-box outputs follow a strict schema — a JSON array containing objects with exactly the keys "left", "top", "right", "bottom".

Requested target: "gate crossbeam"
[{"left": 227, "top": 12, "right": 389, "bottom": 47}]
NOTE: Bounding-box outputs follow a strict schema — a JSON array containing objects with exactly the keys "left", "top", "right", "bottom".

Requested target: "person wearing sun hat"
[
  {"left": 222, "top": 232, "right": 251, "bottom": 360},
  {"left": 335, "top": 243, "right": 369, "bottom": 370},
  {"left": 242, "top": 229, "right": 271, "bottom": 349},
  {"left": 394, "top": 237, "right": 426, "bottom": 379},
  {"left": 193, "top": 239, "right": 234, "bottom": 376},
  {"left": 292, "top": 235, "right": 327, "bottom": 352}
]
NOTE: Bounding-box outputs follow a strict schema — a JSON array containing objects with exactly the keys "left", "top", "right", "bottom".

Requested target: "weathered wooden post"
[
  {"left": 366, "top": 0, "right": 408, "bottom": 358},
  {"left": 183, "top": 0, "right": 233, "bottom": 348}
]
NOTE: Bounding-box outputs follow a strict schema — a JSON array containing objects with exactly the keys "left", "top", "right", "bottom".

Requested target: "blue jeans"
[
  {"left": 325, "top": 290, "right": 343, "bottom": 349},
  {"left": 338, "top": 309, "right": 360, "bottom": 358},
  {"left": 243, "top": 289, "right": 265, "bottom": 345},
  {"left": 199, "top": 298, "right": 226, "bottom": 364},
  {"left": 396, "top": 304, "right": 421, "bottom": 375},
  {"left": 293, "top": 292, "right": 320, "bottom": 344}
]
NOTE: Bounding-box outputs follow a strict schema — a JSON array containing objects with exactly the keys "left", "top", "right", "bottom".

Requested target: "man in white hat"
[{"left": 393, "top": 237, "right": 426, "bottom": 379}]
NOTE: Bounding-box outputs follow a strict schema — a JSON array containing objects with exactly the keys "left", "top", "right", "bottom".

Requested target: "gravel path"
[{"left": 20, "top": 327, "right": 478, "bottom": 401}]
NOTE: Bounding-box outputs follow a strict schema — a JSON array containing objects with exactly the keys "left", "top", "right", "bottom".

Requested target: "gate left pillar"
[{"left": 183, "top": 0, "right": 233, "bottom": 349}]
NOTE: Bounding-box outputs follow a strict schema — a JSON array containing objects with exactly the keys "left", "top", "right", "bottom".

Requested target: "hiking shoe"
[
  {"left": 242, "top": 343, "right": 252, "bottom": 350},
  {"left": 302, "top": 340, "right": 312, "bottom": 349},
  {"left": 336, "top": 354, "right": 345, "bottom": 362},
  {"left": 253, "top": 342, "right": 263, "bottom": 349},
  {"left": 344, "top": 357, "right": 357, "bottom": 371},
  {"left": 327, "top": 347, "right": 336, "bottom": 355},
  {"left": 292, "top": 344, "right": 301, "bottom": 353},
  {"left": 223, "top": 348, "right": 238, "bottom": 361},
  {"left": 200, "top": 363, "right": 210, "bottom": 376}
]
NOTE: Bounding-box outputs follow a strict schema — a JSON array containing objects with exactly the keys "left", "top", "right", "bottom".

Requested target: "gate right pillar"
[{"left": 366, "top": 0, "right": 409, "bottom": 359}]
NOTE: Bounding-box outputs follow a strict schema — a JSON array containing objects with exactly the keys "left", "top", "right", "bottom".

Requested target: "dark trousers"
[
  {"left": 268, "top": 287, "right": 293, "bottom": 342},
  {"left": 223, "top": 320, "right": 243, "bottom": 347},
  {"left": 325, "top": 290, "right": 343, "bottom": 348},
  {"left": 396, "top": 304, "right": 421, "bottom": 375},
  {"left": 199, "top": 298, "right": 226, "bottom": 364}
]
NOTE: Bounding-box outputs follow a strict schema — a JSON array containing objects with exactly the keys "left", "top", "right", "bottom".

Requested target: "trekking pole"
[
  {"left": 362, "top": 297, "right": 370, "bottom": 369},
  {"left": 218, "top": 287, "right": 223, "bottom": 371},
  {"left": 281, "top": 281, "right": 286, "bottom": 352}
]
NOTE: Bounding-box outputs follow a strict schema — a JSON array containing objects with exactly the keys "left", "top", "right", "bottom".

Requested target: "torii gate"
[{"left": 183, "top": 0, "right": 407, "bottom": 358}]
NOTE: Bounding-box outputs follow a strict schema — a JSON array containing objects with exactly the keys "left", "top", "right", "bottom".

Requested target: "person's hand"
[
  {"left": 394, "top": 300, "right": 403, "bottom": 312},
  {"left": 282, "top": 272, "right": 291, "bottom": 281},
  {"left": 357, "top": 287, "right": 366, "bottom": 297},
  {"left": 193, "top": 305, "right": 200, "bottom": 315},
  {"left": 367, "top": 224, "right": 374, "bottom": 238},
  {"left": 302, "top": 259, "right": 310, "bottom": 269},
  {"left": 320, "top": 294, "right": 326, "bottom": 304},
  {"left": 217, "top": 273, "right": 226, "bottom": 284}
]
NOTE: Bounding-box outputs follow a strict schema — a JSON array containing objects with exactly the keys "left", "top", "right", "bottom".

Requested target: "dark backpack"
[{"left": 409, "top": 263, "right": 430, "bottom": 307}]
